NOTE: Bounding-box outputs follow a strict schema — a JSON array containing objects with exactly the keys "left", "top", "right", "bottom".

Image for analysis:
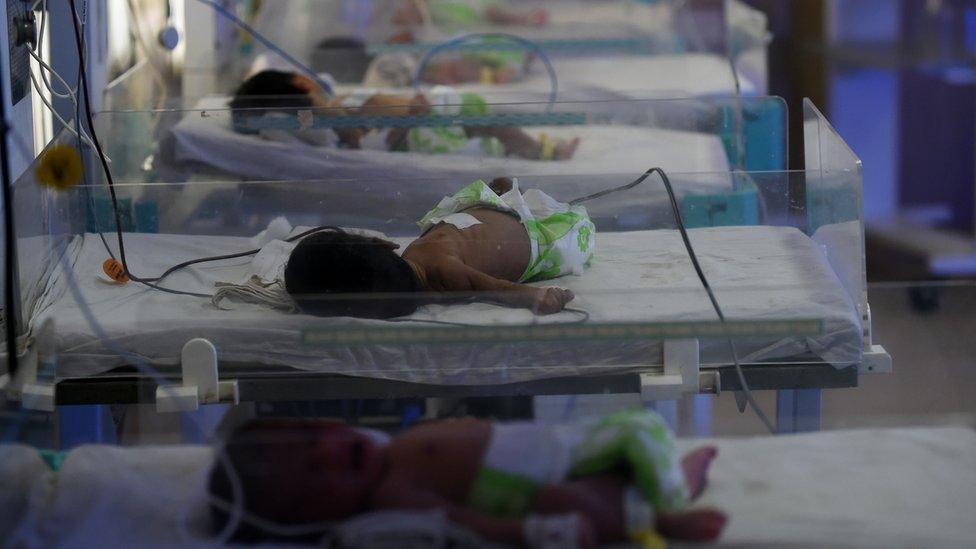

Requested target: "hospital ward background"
[{"left": 0, "top": 1, "right": 974, "bottom": 547}]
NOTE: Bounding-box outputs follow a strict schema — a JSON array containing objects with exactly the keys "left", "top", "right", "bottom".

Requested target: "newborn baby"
[
  {"left": 284, "top": 178, "right": 595, "bottom": 318},
  {"left": 230, "top": 70, "right": 579, "bottom": 160},
  {"left": 393, "top": 0, "right": 548, "bottom": 28},
  {"left": 208, "top": 410, "right": 725, "bottom": 546}
]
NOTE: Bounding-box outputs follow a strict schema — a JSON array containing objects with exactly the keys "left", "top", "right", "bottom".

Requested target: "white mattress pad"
[{"left": 33, "top": 225, "right": 861, "bottom": 382}]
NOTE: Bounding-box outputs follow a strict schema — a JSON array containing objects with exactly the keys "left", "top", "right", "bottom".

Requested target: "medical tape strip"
[{"left": 239, "top": 112, "right": 587, "bottom": 132}]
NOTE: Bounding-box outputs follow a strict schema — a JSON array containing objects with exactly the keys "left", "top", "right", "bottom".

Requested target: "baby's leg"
[
  {"left": 533, "top": 477, "right": 727, "bottom": 543},
  {"left": 533, "top": 476, "right": 626, "bottom": 542},
  {"left": 682, "top": 446, "right": 718, "bottom": 501},
  {"left": 652, "top": 446, "right": 725, "bottom": 541},
  {"left": 553, "top": 137, "right": 580, "bottom": 160},
  {"left": 485, "top": 5, "right": 548, "bottom": 27},
  {"left": 468, "top": 126, "right": 541, "bottom": 159},
  {"left": 657, "top": 509, "right": 727, "bottom": 542},
  {"left": 469, "top": 127, "right": 580, "bottom": 161}
]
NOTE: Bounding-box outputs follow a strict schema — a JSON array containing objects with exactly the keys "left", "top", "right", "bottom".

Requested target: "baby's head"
[
  {"left": 284, "top": 231, "right": 422, "bottom": 319},
  {"left": 230, "top": 70, "right": 329, "bottom": 119},
  {"left": 208, "top": 418, "right": 388, "bottom": 542}
]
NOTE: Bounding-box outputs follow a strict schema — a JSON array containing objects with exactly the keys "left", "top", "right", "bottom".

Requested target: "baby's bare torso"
[
  {"left": 402, "top": 208, "right": 531, "bottom": 290},
  {"left": 385, "top": 418, "right": 493, "bottom": 502}
]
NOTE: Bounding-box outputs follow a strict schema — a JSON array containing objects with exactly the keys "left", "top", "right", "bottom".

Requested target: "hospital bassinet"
[{"left": 3, "top": 99, "right": 888, "bottom": 421}]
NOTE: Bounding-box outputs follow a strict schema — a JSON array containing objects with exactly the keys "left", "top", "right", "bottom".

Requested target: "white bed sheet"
[
  {"left": 7, "top": 427, "right": 974, "bottom": 547},
  {"left": 34, "top": 226, "right": 861, "bottom": 382},
  {"left": 454, "top": 54, "right": 756, "bottom": 99},
  {"left": 688, "top": 427, "right": 976, "bottom": 548},
  {"left": 169, "top": 95, "right": 733, "bottom": 187}
]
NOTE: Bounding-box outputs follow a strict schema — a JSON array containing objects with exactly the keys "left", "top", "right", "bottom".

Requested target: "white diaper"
[
  {"left": 422, "top": 212, "right": 482, "bottom": 231},
  {"left": 481, "top": 422, "right": 583, "bottom": 485}
]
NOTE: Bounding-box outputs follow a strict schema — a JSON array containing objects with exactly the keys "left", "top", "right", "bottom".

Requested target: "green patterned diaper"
[
  {"left": 570, "top": 410, "right": 689, "bottom": 512},
  {"left": 406, "top": 92, "right": 503, "bottom": 156}
]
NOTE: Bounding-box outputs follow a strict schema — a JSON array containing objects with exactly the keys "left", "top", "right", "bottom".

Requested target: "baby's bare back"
[
  {"left": 403, "top": 208, "right": 531, "bottom": 287},
  {"left": 401, "top": 206, "right": 574, "bottom": 313}
]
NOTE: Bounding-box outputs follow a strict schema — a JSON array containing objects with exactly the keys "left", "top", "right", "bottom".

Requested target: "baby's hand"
[{"left": 532, "top": 287, "right": 575, "bottom": 314}]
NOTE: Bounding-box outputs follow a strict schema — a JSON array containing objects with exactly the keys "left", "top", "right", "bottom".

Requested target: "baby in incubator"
[
  {"left": 230, "top": 70, "right": 579, "bottom": 160},
  {"left": 284, "top": 177, "right": 594, "bottom": 319},
  {"left": 208, "top": 409, "right": 726, "bottom": 546},
  {"left": 393, "top": 0, "right": 549, "bottom": 28}
]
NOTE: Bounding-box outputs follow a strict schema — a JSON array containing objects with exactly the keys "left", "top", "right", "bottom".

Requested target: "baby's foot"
[
  {"left": 656, "top": 509, "right": 727, "bottom": 542},
  {"left": 524, "top": 9, "right": 549, "bottom": 27},
  {"left": 553, "top": 137, "right": 581, "bottom": 161},
  {"left": 682, "top": 446, "right": 718, "bottom": 501}
]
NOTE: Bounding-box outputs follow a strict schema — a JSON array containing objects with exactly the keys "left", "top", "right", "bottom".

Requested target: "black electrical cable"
[
  {"left": 68, "top": 1, "right": 128, "bottom": 268},
  {"left": 0, "top": 51, "right": 20, "bottom": 377},
  {"left": 145, "top": 225, "right": 343, "bottom": 285},
  {"left": 68, "top": 0, "right": 114, "bottom": 262},
  {"left": 574, "top": 167, "right": 776, "bottom": 433},
  {"left": 68, "top": 0, "right": 213, "bottom": 299}
]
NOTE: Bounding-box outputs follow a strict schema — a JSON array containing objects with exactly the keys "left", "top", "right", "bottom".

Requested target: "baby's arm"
[
  {"left": 374, "top": 476, "right": 597, "bottom": 547},
  {"left": 372, "top": 476, "right": 528, "bottom": 545},
  {"left": 429, "top": 257, "right": 574, "bottom": 314}
]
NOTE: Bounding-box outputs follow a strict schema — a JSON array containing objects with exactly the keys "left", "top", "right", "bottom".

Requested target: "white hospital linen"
[
  {"left": 33, "top": 226, "right": 861, "bottom": 382},
  {"left": 169, "top": 96, "right": 734, "bottom": 196}
]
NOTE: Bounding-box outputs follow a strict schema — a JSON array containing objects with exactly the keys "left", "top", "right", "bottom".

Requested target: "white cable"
[
  {"left": 35, "top": 5, "right": 74, "bottom": 102},
  {"left": 28, "top": 67, "right": 98, "bottom": 152},
  {"left": 28, "top": 56, "right": 101, "bottom": 156},
  {"left": 29, "top": 49, "right": 75, "bottom": 100},
  {"left": 30, "top": 1, "right": 107, "bottom": 159}
]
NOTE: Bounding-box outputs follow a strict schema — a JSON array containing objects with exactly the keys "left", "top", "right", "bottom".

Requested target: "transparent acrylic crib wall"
[
  {"left": 96, "top": 92, "right": 787, "bottom": 198},
  {"left": 174, "top": 0, "right": 768, "bottom": 100},
  {"left": 92, "top": 94, "right": 788, "bottom": 245}
]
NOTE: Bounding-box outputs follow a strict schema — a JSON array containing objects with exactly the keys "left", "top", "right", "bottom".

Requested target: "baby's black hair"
[
  {"left": 284, "top": 231, "right": 422, "bottom": 319},
  {"left": 229, "top": 70, "right": 313, "bottom": 116}
]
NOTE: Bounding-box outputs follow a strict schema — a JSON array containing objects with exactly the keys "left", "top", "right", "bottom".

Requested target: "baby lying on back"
[{"left": 231, "top": 70, "right": 579, "bottom": 160}]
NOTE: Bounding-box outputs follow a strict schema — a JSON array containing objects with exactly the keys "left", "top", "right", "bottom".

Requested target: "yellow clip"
[
  {"left": 632, "top": 530, "right": 667, "bottom": 549},
  {"left": 480, "top": 66, "right": 495, "bottom": 85},
  {"left": 538, "top": 132, "right": 555, "bottom": 161},
  {"left": 36, "top": 144, "right": 83, "bottom": 190}
]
